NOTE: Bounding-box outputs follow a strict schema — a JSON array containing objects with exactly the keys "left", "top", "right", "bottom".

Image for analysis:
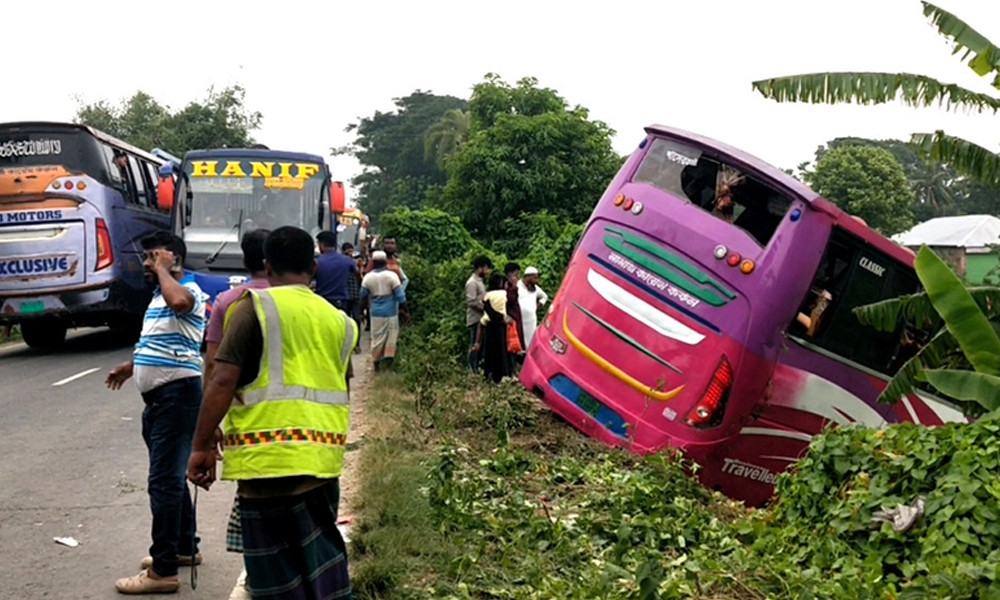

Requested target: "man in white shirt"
[{"left": 517, "top": 266, "right": 549, "bottom": 350}]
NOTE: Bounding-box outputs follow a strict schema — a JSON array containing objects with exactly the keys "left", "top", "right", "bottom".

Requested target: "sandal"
[{"left": 115, "top": 569, "right": 180, "bottom": 594}]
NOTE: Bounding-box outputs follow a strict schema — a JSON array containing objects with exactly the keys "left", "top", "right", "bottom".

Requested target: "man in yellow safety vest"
[{"left": 187, "top": 226, "right": 358, "bottom": 599}]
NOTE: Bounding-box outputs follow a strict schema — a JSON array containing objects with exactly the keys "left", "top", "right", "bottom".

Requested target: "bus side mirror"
[
  {"left": 157, "top": 176, "right": 175, "bottom": 211},
  {"left": 331, "top": 181, "right": 346, "bottom": 214}
]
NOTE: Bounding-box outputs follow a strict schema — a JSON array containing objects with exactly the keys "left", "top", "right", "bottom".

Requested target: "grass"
[
  {"left": 346, "top": 338, "right": 751, "bottom": 599},
  {"left": 349, "top": 372, "right": 459, "bottom": 599},
  {"left": 347, "top": 332, "right": 1000, "bottom": 599}
]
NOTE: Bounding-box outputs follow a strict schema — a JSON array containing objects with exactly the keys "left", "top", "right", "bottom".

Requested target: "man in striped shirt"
[{"left": 106, "top": 231, "right": 207, "bottom": 595}]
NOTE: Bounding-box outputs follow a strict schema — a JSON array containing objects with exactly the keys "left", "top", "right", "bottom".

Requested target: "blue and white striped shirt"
[{"left": 133, "top": 274, "right": 207, "bottom": 393}]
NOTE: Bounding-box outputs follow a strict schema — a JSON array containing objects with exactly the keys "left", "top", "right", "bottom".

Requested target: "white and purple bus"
[
  {"left": 0, "top": 122, "right": 170, "bottom": 349},
  {"left": 520, "top": 125, "right": 966, "bottom": 506}
]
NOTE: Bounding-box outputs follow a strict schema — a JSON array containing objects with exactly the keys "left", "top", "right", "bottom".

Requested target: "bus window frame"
[
  {"left": 127, "top": 154, "right": 151, "bottom": 208},
  {"left": 632, "top": 138, "right": 794, "bottom": 248},
  {"left": 788, "top": 226, "right": 918, "bottom": 375},
  {"left": 142, "top": 162, "right": 165, "bottom": 211}
]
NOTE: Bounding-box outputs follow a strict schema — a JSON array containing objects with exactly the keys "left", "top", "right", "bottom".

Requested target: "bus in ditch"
[
  {"left": 0, "top": 122, "right": 170, "bottom": 349},
  {"left": 519, "top": 124, "right": 966, "bottom": 507},
  {"left": 156, "top": 149, "right": 339, "bottom": 311}
]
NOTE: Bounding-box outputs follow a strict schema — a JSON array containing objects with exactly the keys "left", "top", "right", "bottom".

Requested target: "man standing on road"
[
  {"left": 205, "top": 229, "right": 271, "bottom": 381},
  {"left": 362, "top": 250, "right": 409, "bottom": 372},
  {"left": 342, "top": 242, "right": 363, "bottom": 346},
  {"left": 203, "top": 228, "right": 271, "bottom": 562},
  {"left": 187, "top": 226, "right": 358, "bottom": 599},
  {"left": 465, "top": 256, "right": 492, "bottom": 372},
  {"left": 314, "top": 231, "right": 357, "bottom": 313},
  {"left": 366, "top": 236, "right": 408, "bottom": 292},
  {"left": 106, "top": 232, "right": 206, "bottom": 595}
]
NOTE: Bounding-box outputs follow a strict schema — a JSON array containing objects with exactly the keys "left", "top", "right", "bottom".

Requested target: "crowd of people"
[
  {"left": 105, "top": 226, "right": 408, "bottom": 598},
  {"left": 100, "top": 225, "right": 552, "bottom": 597},
  {"left": 465, "top": 257, "right": 548, "bottom": 383}
]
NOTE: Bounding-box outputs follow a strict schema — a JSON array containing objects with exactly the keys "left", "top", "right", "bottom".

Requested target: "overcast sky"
[{"left": 5, "top": 1, "right": 1000, "bottom": 201}]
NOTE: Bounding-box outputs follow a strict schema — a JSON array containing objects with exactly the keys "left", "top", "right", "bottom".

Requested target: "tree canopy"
[
  {"left": 753, "top": 2, "right": 1000, "bottom": 189},
  {"left": 75, "top": 85, "right": 261, "bottom": 155},
  {"left": 336, "top": 91, "right": 467, "bottom": 221},
  {"left": 809, "top": 137, "right": 1000, "bottom": 221},
  {"left": 437, "top": 76, "right": 622, "bottom": 255},
  {"left": 807, "top": 145, "right": 915, "bottom": 235}
]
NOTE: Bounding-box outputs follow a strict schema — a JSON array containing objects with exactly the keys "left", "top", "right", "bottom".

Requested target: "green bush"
[
  {"left": 377, "top": 207, "right": 479, "bottom": 261},
  {"left": 739, "top": 417, "right": 1000, "bottom": 598}
]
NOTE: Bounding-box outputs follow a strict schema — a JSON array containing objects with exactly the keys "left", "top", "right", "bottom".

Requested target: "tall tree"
[
  {"left": 75, "top": 86, "right": 261, "bottom": 155},
  {"left": 806, "top": 145, "right": 915, "bottom": 235},
  {"left": 424, "top": 109, "right": 470, "bottom": 170},
  {"left": 753, "top": 2, "right": 1000, "bottom": 187},
  {"left": 438, "top": 75, "right": 622, "bottom": 255},
  {"left": 336, "top": 91, "right": 467, "bottom": 221}
]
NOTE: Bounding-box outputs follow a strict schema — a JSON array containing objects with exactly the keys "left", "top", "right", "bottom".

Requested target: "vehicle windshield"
[
  {"left": 0, "top": 128, "right": 108, "bottom": 182},
  {"left": 632, "top": 138, "right": 793, "bottom": 247},
  {"left": 185, "top": 159, "right": 325, "bottom": 232}
]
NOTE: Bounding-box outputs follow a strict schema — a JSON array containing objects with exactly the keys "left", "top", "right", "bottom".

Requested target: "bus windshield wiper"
[{"left": 204, "top": 209, "right": 243, "bottom": 265}]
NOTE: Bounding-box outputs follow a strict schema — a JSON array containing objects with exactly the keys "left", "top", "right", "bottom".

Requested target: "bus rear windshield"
[
  {"left": 633, "top": 138, "right": 793, "bottom": 247},
  {"left": 0, "top": 128, "right": 108, "bottom": 181}
]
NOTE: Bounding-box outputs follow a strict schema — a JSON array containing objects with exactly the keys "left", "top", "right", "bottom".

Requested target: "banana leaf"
[
  {"left": 923, "top": 369, "right": 1000, "bottom": 411},
  {"left": 877, "top": 328, "right": 957, "bottom": 404},
  {"left": 923, "top": 1, "right": 1000, "bottom": 87},
  {"left": 751, "top": 72, "right": 1000, "bottom": 113},
  {"left": 854, "top": 286, "right": 1000, "bottom": 332},
  {"left": 916, "top": 246, "right": 1000, "bottom": 375},
  {"left": 911, "top": 131, "right": 1000, "bottom": 186}
]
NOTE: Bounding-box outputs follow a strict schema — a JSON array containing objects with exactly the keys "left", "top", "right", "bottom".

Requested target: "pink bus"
[{"left": 519, "top": 125, "right": 966, "bottom": 506}]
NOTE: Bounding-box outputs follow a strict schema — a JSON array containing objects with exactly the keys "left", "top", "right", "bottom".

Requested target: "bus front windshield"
[
  {"left": 633, "top": 138, "right": 793, "bottom": 247},
  {"left": 186, "top": 173, "right": 324, "bottom": 233}
]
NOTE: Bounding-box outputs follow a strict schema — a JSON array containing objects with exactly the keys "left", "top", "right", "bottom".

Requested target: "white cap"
[
  {"left": 524, "top": 266, "right": 539, "bottom": 276},
  {"left": 371, "top": 250, "right": 387, "bottom": 261}
]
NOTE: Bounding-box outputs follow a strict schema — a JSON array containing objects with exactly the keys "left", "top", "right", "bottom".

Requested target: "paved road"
[{"left": 0, "top": 329, "right": 243, "bottom": 599}]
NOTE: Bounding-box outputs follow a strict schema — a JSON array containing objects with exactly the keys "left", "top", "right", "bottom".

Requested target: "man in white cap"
[
  {"left": 517, "top": 266, "right": 549, "bottom": 350},
  {"left": 361, "top": 250, "right": 409, "bottom": 371}
]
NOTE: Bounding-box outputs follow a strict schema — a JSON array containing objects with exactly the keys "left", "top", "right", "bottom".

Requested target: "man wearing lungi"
[
  {"left": 187, "top": 226, "right": 358, "bottom": 599},
  {"left": 360, "top": 250, "right": 409, "bottom": 372}
]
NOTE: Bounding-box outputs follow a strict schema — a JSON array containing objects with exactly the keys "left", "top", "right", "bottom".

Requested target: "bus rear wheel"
[{"left": 21, "top": 319, "right": 68, "bottom": 351}]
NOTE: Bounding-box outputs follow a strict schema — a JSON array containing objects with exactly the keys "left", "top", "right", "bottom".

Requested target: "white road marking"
[{"left": 52, "top": 367, "right": 100, "bottom": 387}]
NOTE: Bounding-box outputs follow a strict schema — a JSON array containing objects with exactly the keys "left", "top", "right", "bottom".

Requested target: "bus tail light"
[
  {"left": 686, "top": 357, "right": 733, "bottom": 428},
  {"left": 96, "top": 219, "right": 113, "bottom": 271}
]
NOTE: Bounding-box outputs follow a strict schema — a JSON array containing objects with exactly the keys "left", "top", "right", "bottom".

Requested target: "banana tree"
[
  {"left": 854, "top": 246, "right": 1000, "bottom": 413},
  {"left": 753, "top": 2, "right": 1000, "bottom": 186}
]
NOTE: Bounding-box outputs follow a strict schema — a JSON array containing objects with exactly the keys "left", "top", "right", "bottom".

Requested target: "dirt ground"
[{"left": 340, "top": 339, "right": 374, "bottom": 520}]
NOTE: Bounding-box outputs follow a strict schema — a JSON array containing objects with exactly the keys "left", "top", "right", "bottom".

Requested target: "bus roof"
[
  {"left": 184, "top": 148, "right": 328, "bottom": 166},
  {"left": 646, "top": 123, "right": 916, "bottom": 268},
  {"left": 0, "top": 121, "right": 166, "bottom": 164}
]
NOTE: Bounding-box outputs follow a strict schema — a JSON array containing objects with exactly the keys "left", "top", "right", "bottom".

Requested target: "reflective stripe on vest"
[
  {"left": 239, "top": 290, "right": 355, "bottom": 407},
  {"left": 221, "top": 285, "right": 358, "bottom": 481}
]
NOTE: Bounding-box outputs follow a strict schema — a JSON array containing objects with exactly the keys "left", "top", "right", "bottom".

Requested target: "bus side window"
[
  {"left": 127, "top": 155, "right": 149, "bottom": 207},
  {"left": 105, "top": 146, "right": 138, "bottom": 204},
  {"left": 143, "top": 162, "right": 162, "bottom": 209},
  {"left": 791, "top": 229, "right": 905, "bottom": 374}
]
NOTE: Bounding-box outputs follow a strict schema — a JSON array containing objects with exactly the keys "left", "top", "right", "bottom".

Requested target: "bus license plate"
[
  {"left": 576, "top": 392, "right": 602, "bottom": 417},
  {"left": 20, "top": 301, "right": 45, "bottom": 314}
]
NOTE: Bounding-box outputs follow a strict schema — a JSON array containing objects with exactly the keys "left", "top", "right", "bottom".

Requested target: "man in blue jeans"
[{"left": 106, "top": 231, "right": 207, "bottom": 594}]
